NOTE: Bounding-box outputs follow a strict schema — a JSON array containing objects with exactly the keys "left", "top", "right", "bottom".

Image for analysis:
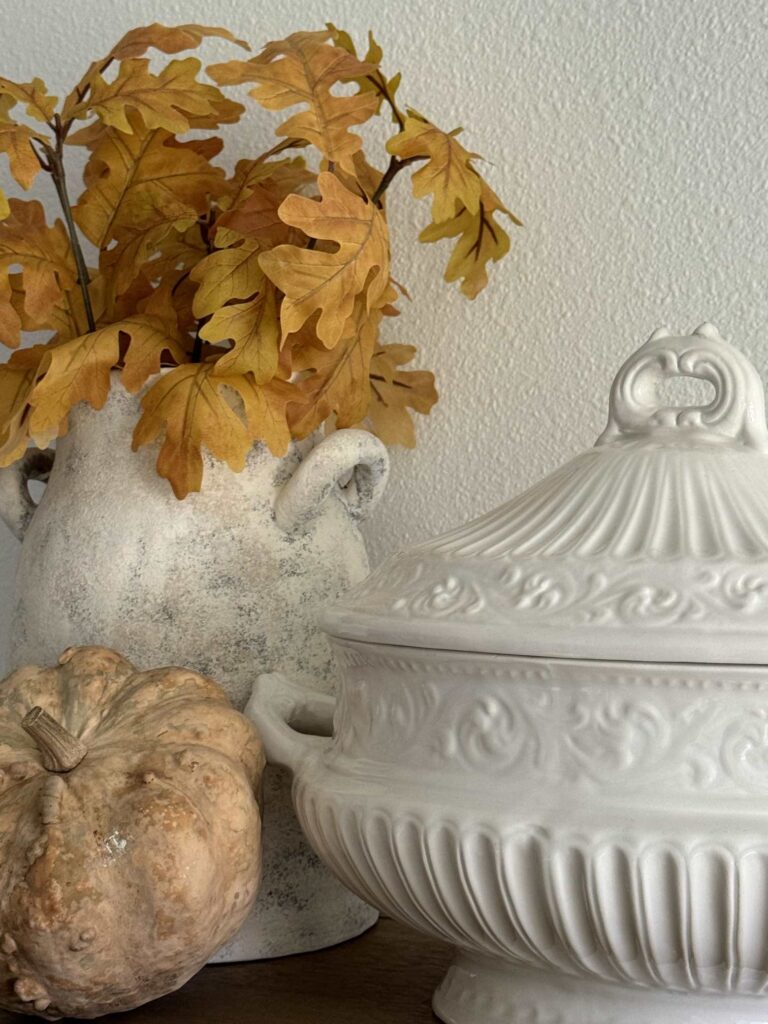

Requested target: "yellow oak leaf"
[
  {"left": 0, "top": 200, "right": 77, "bottom": 324},
  {"left": 217, "top": 141, "right": 310, "bottom": 212},
  {"left": 69, "top": 57, "right": 229, "bottom": 135},
  {"left": 215, "top": 151, "right": 314, "bottom": 241},
  {"left": 337, "top": 151, "right": 384, "bottom": 204},
  {"left": 203, "top": 283, "right": 279, "bottom": 382},
  {"left": 26, "top": 325, "right": 120, "bottom": 439},
  {"left": 119, "top": 314, "right": 188, "bottom": 392},
  {"left": 138, "top": 268, "right": 198, "bottom": 335},
  {"left": 63, "top": 22, "right": 250, "bottom": 121},
  {"left": 288, "top": 303, "right": 379, "bottom": 437},
  {"left": 102, "top": 212, "right": 200, "bottom": 297},
  {"left": 139, "top": 219, "right": 208, "bottom": 280},
  {"left": 419, "top": 181, "right": 521, "bottom": 299},
  {"left": 27, "top": 315, "right": 185, "bottom": 437},
  {"left": 234, "top": 375, "right": 295, "bottom": 455},
  {"left": 0, "top": 347, "right": 47, "bottom": 465},
  {"left": 209, "top": 30, "right": 378, "bottom": 173},
  {"left": 387, "top": 113, "right": 484, "bottom": 223},
  {"left": 366, "top": 343, "right": 438, "bottom": 447},
  {"left": 259, "top": 172, "right": 390, "bottom": 348},
  {"left": 74, "top": 116, "right": 226, "bottom": 249},
  {"left": 0, "top": 273, "right": 21, "bottom": 347},
  {"left": 106, "top": 23, "right": 250, "bottom": 60},
  {"left": 30, "top": 272, "right": 107, "bottom": 342},
  {"left": 0, "top": 77, "right": 57, "bottom": 124},
  {"left": 0, "top": 189, "right": 8, "bottom": 221},
  {"left": 215, "top": 179, "right": 308, "bottom": 247},
  {"left": 132, "top": 363, "right": 294, "bottom": 498},
  {"left": 219, "top": 153, "right": 285, "bottom": 213},
  {"left": 190, "top": 238, "right": 264, "bottom": 318},
  {"left": 0, "top": 120, "right": 43, "bottom": 190},
  {"left": 184, "top": 95, "right": 245, "bottom": 130},
  {"left": 327, "top": 25, "right": 403, "bottom": 123}
]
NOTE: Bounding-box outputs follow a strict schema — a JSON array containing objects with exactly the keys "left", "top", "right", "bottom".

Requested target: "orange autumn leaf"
[
  {"left": 259, "top": 171, "right": 389, "bottom": 348},
  {"left": 62, "top": 22, "right": 250, "bottom": 123},
  {"left": 215, "top": 156, "right": 314, "bottom": 244},
  {"left": 68, "top": 57, "right": 231, "bottom": 135},
  {"left": 0, "top": 346, "right": 47, "bottom": 465},
  {"left": 0, "top": 272, "right": 21, "bottom": 347},
  {"left": 101, "top": 218, "right": 196, "bottom": 298},
  {"left": 74, "top": 116, "right": 226, "bottom": 249},
  {"left": 215, "top": 182, "right": 303, "bottom": 247},
  {"left": 327, "top": 25, "right": 403, "bottom": 123},
  {"left": 288, "top": 303, "right": 379, "bottom": 437},
  {"left": 138, "top": 268, "right": 199, "bottom": 335},
  {"left": 26, "top": 272, "right": 107, "bottom": 342},
  {"left": 27, "top": 315, "right": 186, "bottom": 437},
  {"left": 203, "top": 282, "right": 280, "bottom": 383},
  {"left": 236, "top": 375, "right": 296, "bottom": 455},
  {"left": 8, "top": 268, "right": 82, "bottom": 340},
  {"left": 190, "top": 237, "right": 264, "bottom": 318},
  {"left": 0, "top": 199, "right": 77, "bottom": 327},
  {"left": 209, "top": 30, "right": 378, "bottom": 173},
  {"left": 0, "top": 76, "right": 57, "bottom": 124},
  {"left": 366, "top": 343, "right": 438, "bottom": 446},
  {"left": 119, "top": 314, "right": 188, "bottom": 392},
  {"left": 385, "top": 110, "right": 520, "bottom": 299},
  {"left": 132, "top": 363, "right": 295, "bottom": 498},
  {"left": 0, "top": 115, "right": 44, "bottom": 191},
  {"left": 419, "top": 180, "right": 520, "bottom": 299},
  {"left": 386, "top": 113, "right": 484, "bottom": 223},
  {"left": 83, "top": 125, "right": 221, "bottom": 298},
  {"left": 106, "top": 23, "right": 250, "bottom": 60},
  {"left": 218, "top": 144, "right": 310, "bottom": 210}
]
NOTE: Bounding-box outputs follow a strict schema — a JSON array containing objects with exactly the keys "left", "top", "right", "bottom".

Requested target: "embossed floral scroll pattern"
[
  {"left": 331, "top": 646, "right": 768, "bottom": 795},
  {"left": 367, "top": 560, "right": 768, "bottom": 628}
]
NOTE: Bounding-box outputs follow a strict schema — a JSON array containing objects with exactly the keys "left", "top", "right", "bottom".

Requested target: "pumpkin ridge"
[{"left": 0, "top": 647, "right": 264, "bottom": 1018}]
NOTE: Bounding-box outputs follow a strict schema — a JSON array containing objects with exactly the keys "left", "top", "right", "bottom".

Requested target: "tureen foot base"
[{"left": 433, "top": 952, "right": 768, "bottom": 1024}]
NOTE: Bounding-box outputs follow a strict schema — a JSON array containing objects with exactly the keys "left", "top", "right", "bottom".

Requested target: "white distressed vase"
[{"left": 0, "top": 376, "right": 389, "bottom": 961}]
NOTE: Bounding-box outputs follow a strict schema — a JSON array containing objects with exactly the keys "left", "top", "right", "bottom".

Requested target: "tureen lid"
[{"left": 323, "top": 324, "right": 768, "bottom": 663}]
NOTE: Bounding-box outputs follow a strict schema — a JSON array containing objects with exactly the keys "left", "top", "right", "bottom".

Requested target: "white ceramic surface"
[
  {"left": 249, "top": 326, "right": 768, "bottom": 1022},
  {"left": 0, "top": 378, "right": 387, "bottom": 961},
  {"left": 326, "top": 324, "right": 768, "bottom": 665},
  {"left": 252, "top": 646, "right": 768, "bottom": 1023}
]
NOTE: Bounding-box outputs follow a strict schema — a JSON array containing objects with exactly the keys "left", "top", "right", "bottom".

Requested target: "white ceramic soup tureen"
[{"left": 249, "top": 324, "right": 768, "bottom": 1024}]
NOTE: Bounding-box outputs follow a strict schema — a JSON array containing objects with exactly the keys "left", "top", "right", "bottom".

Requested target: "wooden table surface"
[{"left": 0, "top": 919, "right": 453, "bottom": 1023}]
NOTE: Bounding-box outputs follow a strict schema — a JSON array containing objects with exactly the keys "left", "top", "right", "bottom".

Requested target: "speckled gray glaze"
[{"left": 0, "top": 378, "right": 388, "bottom": 961}]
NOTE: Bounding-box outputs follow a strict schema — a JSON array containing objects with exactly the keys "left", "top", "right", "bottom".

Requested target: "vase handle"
[
  {"left": 0, "top": 449, "right": 55, "bottom": 541},
  {"left": 275, "top": 429, "right": 389, "bottom": 533},
  {"left": 246, "top": 672, "right": 336, "bottom": 774}
]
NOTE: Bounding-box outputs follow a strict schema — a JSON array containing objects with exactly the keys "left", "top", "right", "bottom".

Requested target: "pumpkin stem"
[{"left": 22, "top": 707, "right": 87, "bottom": 773}]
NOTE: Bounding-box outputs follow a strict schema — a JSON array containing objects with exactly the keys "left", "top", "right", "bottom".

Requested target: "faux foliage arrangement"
[{"left": 0, "top": 23, "right": 518, "bottom": 498}]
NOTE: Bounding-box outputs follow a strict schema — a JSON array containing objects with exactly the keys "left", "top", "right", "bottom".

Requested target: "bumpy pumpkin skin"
[{"left": 0, "top": 646, "right": 264, "bottom": 1019}]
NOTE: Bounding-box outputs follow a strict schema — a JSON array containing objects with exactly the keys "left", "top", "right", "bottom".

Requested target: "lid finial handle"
[{"left": 596, "top": 323, "right": 768, "bottom": 451}]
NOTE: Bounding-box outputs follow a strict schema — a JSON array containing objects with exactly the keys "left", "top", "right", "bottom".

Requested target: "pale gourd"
[{"left": 0, "top": 646, "right": 264, "bottom": 1019}]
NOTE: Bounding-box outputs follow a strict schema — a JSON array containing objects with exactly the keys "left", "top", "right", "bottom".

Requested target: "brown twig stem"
[
  {"left": 191, "top": 327, "right": 205, "bottom": 363},
  {"left": 365, "top": 74, "right": 405, "bottom": 132},
  {"left": 45, "top": 116, "right": 96, "bottom": 332},
  {"left": 371, "top": 154, "right": 426, "bottom": 207}
]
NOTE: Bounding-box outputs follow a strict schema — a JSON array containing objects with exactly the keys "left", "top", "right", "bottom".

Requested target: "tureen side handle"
[
  {"left": 275, "top": 429, "right": 389, "bottom": 533},
  {"left": 0, "top": 448, "right": 55, "bottom": 541},
  {"left": 246, "top": 672, "right": 335, "bottom": 774}
]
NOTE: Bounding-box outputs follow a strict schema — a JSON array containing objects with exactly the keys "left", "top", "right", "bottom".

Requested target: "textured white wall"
[{"left": 0, "top": 0, "right": 767, "bottom": 661}]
